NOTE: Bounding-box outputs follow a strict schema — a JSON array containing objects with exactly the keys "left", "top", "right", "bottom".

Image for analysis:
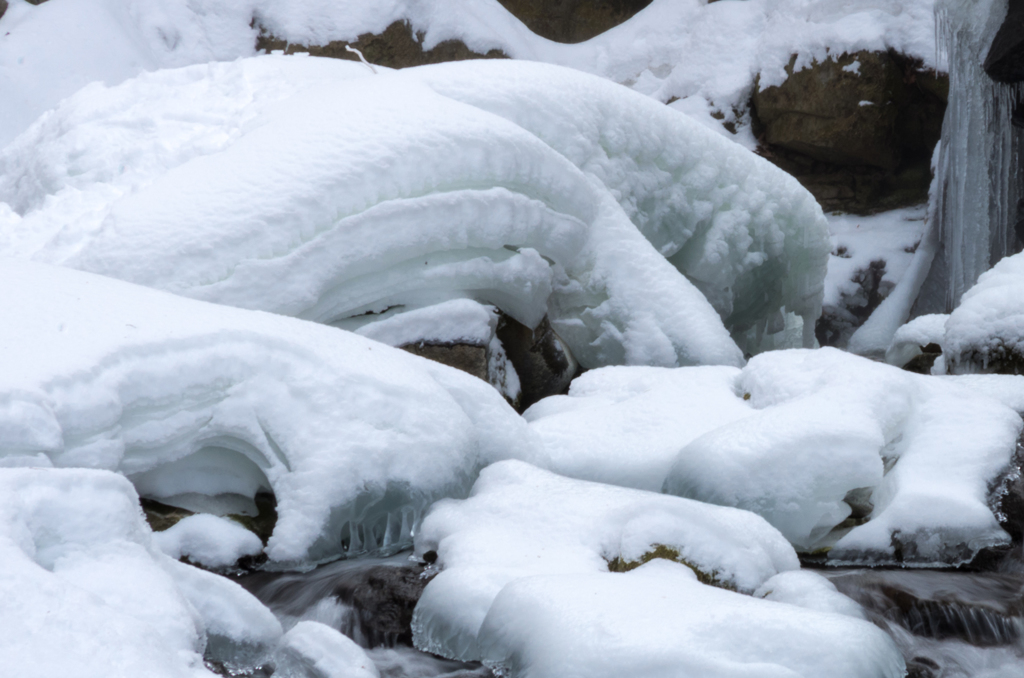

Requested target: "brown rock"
[
  {"left": 400, "top": 342, "right": 490, "bottom": 383},
  {"left": 496, "top": 0, "right": 653, "bottom": 44},
  {"left": 495, "top": 313, "right": 578, "bottom": 410},
  {"left": 256, "top": 20, "right": 506, "bottom": 70},
  {"left": 0, "top": 1, "right": 7, "bottom": 20}
]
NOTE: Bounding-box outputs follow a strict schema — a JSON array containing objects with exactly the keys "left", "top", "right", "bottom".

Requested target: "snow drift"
[{"left": 0, "top": 257, "right": 537, "bottom": 564}]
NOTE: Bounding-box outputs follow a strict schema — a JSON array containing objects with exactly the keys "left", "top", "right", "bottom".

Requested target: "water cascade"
[{"left": 915, "top": 0, "right": 1024, "bottom": 314}]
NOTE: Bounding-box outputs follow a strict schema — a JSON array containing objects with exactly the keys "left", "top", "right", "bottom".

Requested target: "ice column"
[{"left": 916, "top": 0, "right": 1024, "bottom": 314}]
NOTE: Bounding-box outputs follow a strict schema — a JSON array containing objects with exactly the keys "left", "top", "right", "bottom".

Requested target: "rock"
[
  {"left": 989, "top": 439, "right": 1024, "bottom": 543},
  {"left": 256, "top": 20, "right": 506, "bottom": 70},
  {"left": 815, "top": 259, "right": 891, "bottom": 348},
  {"left": 332, "top": 563, "right": 434, "bottom": 647},
  {"left": 752, "top": 51, "right": 946, "bottom": 214},
  {"left": 606, "top": 544, "right": 731, "bottom": 590},
  {"left": 0, "top": 1, "right": 7, "bottom": 20},
  {"left": 905, "top": 656, "right": 941, "bottom": 678},
  {"left": 901, "top": 343, "right": 942, "bottom": 374},
  {"left": 494, "top": 314, "right": 578, "bottom": 411},
  {"left": 141, "top": 497, "right": 195, "bottom": 532},
  {"left": 401, "top": 342, "right": 490, "bottom": 382},
  {"left": 985, "top": 0, "right": 1024, "bottom": 83},
  {"left": 496, "top": 0, "right": 653, "bottom": 44}
]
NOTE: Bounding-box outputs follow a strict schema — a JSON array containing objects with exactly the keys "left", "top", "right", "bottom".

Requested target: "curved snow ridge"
[
  {"left": 3, "top": 54, "right": 749, "bottom": 368},
  {"left": 410, "top": 461, "right": 904, "bottom": 678},
  {"left": 663, "top": 348, "right": 1022, "bottom": 565},
  {"left": 0, "top": 259, "right": 538, "bottom": 564},
  {"left": 405, "top": 59, "right": 831, "bottom": 353},
  {"left": 943, "top": 251, "right": 1024, "bottom": 374}
]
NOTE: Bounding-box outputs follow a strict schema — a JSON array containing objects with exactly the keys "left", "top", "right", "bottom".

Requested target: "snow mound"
[
  {"left": 154, "top": 514, "right": 264, "bottom": 569},
  {"left": 943, "top": 251, "right": 1024, "bottom": 374},
  {"left": 411, "top": 462, "right": 903, "bottom": 678},
  {"left": 0, "top": 54, "right": 773, "bottom": 368},
  {"left": 273, "top": 621, "right": 379, "bottom": 678},
  {"left": 411, "top": 460, "right": 799, "bottom": 661},
  {"left": 523, "top": 365, "right": 750, "bottom": 491},
  {"left": 885, "top": 313, "right": 948, "bottom": 367},
  {"left": 0, "top": 466, "right": 282, "bottom": 677},
  {"left": 0, "top": 258, "right": 537, "bottom": 564},
  {"left": 663, "top": 348, "right": 1022, "bottom": 564},
  {"left": 351, "top": 299, "right": 498, "bottom": 348}
]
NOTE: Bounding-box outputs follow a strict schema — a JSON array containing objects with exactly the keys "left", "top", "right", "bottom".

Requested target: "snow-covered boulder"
[
  {"left": 410, "top": 461, "right": 904, "bottom": 678},
  {"left": 943, "top": 251, "right": 1024, "bottom": 375},
  {"left": 0, "top": 467, "right": 282, "bottom": 677},
  {"left": 663, "top": 348, "right": 1023, "bottom": 565},
  {"left": 0, "top": 54, "right": 830, "bottom": 365},
  {"left": 0, "top": 258, "right": 538, "bottom": 564}
]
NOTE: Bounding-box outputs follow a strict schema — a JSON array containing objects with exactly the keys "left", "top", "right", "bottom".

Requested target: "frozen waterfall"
[{"left": 916, "top": 0, "right": 1024, "bottom": 314}]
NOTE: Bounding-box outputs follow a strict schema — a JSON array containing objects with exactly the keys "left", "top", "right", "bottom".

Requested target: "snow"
[
  {"left": 350, "top": 299, "right": 498, "bottom": 348},
  {"left": 0, "top": 0, "right": 941, "bottom": 149},
  {"left": 0, "top": 257, "right": 538, "bottom": 564},
  {"left": 0, "top": 55, "right": 832, "bottom": 366},
  {"left": 885, "top": 313, "right": 948, "bottom": 367},
  {"left": 412, "top": 459, "right": 800, "bottom": 662},
  {"left": 522, "top": 365, "right": 750, "bottom": 491},
  {"left": 273, "top": 621, "right": 379, "bottom": 678},
  {"left": 154, "top": 514, "right": 265, "bottom": 569},
  {"left": 662, "top": 348, "right": 1022, "bottom": 563},
  {"left": 411, "top": 466, "right": 903, "bottom": 678},
  {"left": 754, "top": 570, "right": 868, "bottom": 620},
  {"left": 944, "top": 250, "right": 1024, "bottom": 373},
  {"left": 473, "top": 560, "right": 904, "bottom": 678},
  {"left": 0, "top": 466, "right": 281, "bottom": 677}
]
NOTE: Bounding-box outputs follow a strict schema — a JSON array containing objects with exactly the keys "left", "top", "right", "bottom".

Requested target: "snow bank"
[
  {"left": 0, "top": 0, "right": 940, "bottom": 148},
  {"left": 411, "top": 462, "right": 903, "bottom": 678},
  {"left": 154, "top": 514, "right": 264, "bottom": 569},
  {"left": 885, "top": 312, "right": 948, "bottom": 367},
  {"left": 412, "top": 460, "right": 800, "bottom": 661},
  {"left": 0, "top": 258, "right": 536, "bottom": 564},
  {"left": 0, "top": 466, "right": 281, "bottom": 677},
  {"left": 663, "top": 348, "right": 1022, "bottom": 564},
  {"left": 2, "top": 55, "right": 829, "bottom": 366},
  {"left": 943, "top": 251, "right": 1024, "bottom": 374},
  {"left": 273, "top": 621, "right": 379, "bottom": 678},
  {"left": 523, "top": 365, "right": 750, "bottom": 491}
]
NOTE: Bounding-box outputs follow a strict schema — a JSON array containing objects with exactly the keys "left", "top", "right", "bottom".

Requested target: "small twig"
[{"left": 345, "top": 45, "right": 378, "bottom": 74}]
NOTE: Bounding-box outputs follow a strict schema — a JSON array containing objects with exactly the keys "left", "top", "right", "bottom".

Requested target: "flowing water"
[{"left": 238, "top": 554, "right": 492, "bottom": 678}]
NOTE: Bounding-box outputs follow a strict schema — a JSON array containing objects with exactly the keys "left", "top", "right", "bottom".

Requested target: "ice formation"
[
  {"left": 657, "top": 348, "right": 1023, "bottom": 564},
  {"left": 0, "top": 258, "right": 538, "bottom": 564},
  {"left": 411, "top": 461, "right": 904, "bottom": 678},
  {"left": 0, "top": 467, "right": 283, "bottom": 677},
  {"left": 0, "top": 55, "right": 831, "bottom": 365},
  {"left": 943, "top": 250, "right": 1024, "bottom": 373},
  {"left": 916, "top": 0, "right": 1024, "bottom": 314}
]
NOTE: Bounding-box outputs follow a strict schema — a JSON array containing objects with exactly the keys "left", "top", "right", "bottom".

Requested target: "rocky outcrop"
[
  {"left": 256, "top": 20, "right": 506, "bottom": 69},
  {"left": 495, "top": 314, "right": 577, "bottom": 410},
  {"left": 496, "top": 0, "right": 652, "bottom": 43},
  {"left": 332, "top": 563, "right": 434, "bottom": 647},
  {"left": 752, "top": 51, "right": 946, "bottom": 214},
  {"left": 985, "top": 0, "right": 1024, "bottom": 83}
]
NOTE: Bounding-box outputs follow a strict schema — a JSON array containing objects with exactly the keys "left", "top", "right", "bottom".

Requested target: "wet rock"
[
  {"left": 989, "top": 439, "right": 1024, "bottom": 543},
  {"left": 905, "top": 656, "right": 940, "bottom": 678},
  {"left": 496, "top": 0, "right": 653, "bottom": 44},
  {"left": 827, "top": 569, "right": 1024, "bottom": 647},
  {"left": 901, "top": 343, "right": 943, "bottom": 374},
  {"left": 333, "top": 564, "right": 434, "bottom": 647},
  {"left": 0, "top": 1, "right": 7, "bottom": 21},
  {"left": 495, "top": 314, "right": 578, "bottom": 411},
  {"left": 141, "top": 497, "right": 195, "bottom": 532},
  {"left": 753, "top": 51, "right": 946, "bottom": 214},
  {"left": 985, "top": 0, "right": 1024, "bottom": 84},
  {"left": 815, "top": 260, "right": 890, "bottom": 348},
  {"left": 256, "top": 20, "right": 506, "bottom": 70}
]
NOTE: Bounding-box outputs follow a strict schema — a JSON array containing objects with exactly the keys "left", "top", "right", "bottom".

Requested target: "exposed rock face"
[
  {"left": 401, "top": 342, "right": 490, "bottom": 382},
  {"left": 816, "top": 259, "right": 891, "bottom": 348},
  {"left": 753, "top": 51, "right": 946, "bottom": 214},
  {"left": 985, "top": 0, "right": 1024, "bottom": 83},
  {"left": 496, "top": 0, "right": 653, "bottom": 43},
  {"left": 495, "top": 314, "right": 577, "bottom": 410},
  {"left": 332, "top": 564, "right": 433, "bottom": 647},
  {"left": 256, "top": 20, "right": 506, "bottom": 69},
  {"left": 0, "top": 1, "right": 7, "bottom": 21}
]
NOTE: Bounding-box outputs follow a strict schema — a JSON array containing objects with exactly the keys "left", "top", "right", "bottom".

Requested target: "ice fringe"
[
  {"left": 0, "top": 258, "right": 539, "bottom": 564},
  {"left": 0, "top": 55, "right": 829, "bottom": 366}
]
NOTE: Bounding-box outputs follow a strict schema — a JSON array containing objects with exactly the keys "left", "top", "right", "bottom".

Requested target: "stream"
[{"left": 238, "top": 553, "right": 1024, "bottom": 678}]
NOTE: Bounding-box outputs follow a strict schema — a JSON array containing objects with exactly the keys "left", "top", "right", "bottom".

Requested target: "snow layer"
[
  {"left": 943, "top": 251, "right": 1024, "bottom": 374},
  {"left": 412, "top": 460, "right": 799, "bottom": 661},
  {"left": 1, "top": 55, "right": 830, "bottom": 365},
  {"left": 0, "top": 0, "right": 940, "bottom": 148},
  {"left": 0, "top": 258, "right": 537, "bottom": 564},
  {"left": 658, "top": 348, "right": 1022, "bottom": 563},
  {"left": 0, "top": 466, "right": 281, "bottom": 677},
  {"left": 351, "top": 299, "right": 498, "bottom": 347},
  {"left": 885, "top": 313, "right": 948, "bottom": 367},
  {"left": 154, "top": 514, "right": 264, "bottom": 569},
  {"left": 522, "top": 365, "right": 750, "bottom": 491},
  {"left": 754, "top": 570, "right": 868, "bottom": 620},
  {"left": 273, "top": 621, "right": 379, "bottom": 678},
  {"left": 411, "top": 462, "right": 903, "bottom": 678}
]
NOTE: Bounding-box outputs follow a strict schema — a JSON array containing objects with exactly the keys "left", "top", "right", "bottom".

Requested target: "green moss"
[
  {"left": 607, "top": 544, "right": 733, "bottom": 590},
  {"left": 140, "top": 498, "right": 194, "bottom": 532}
]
